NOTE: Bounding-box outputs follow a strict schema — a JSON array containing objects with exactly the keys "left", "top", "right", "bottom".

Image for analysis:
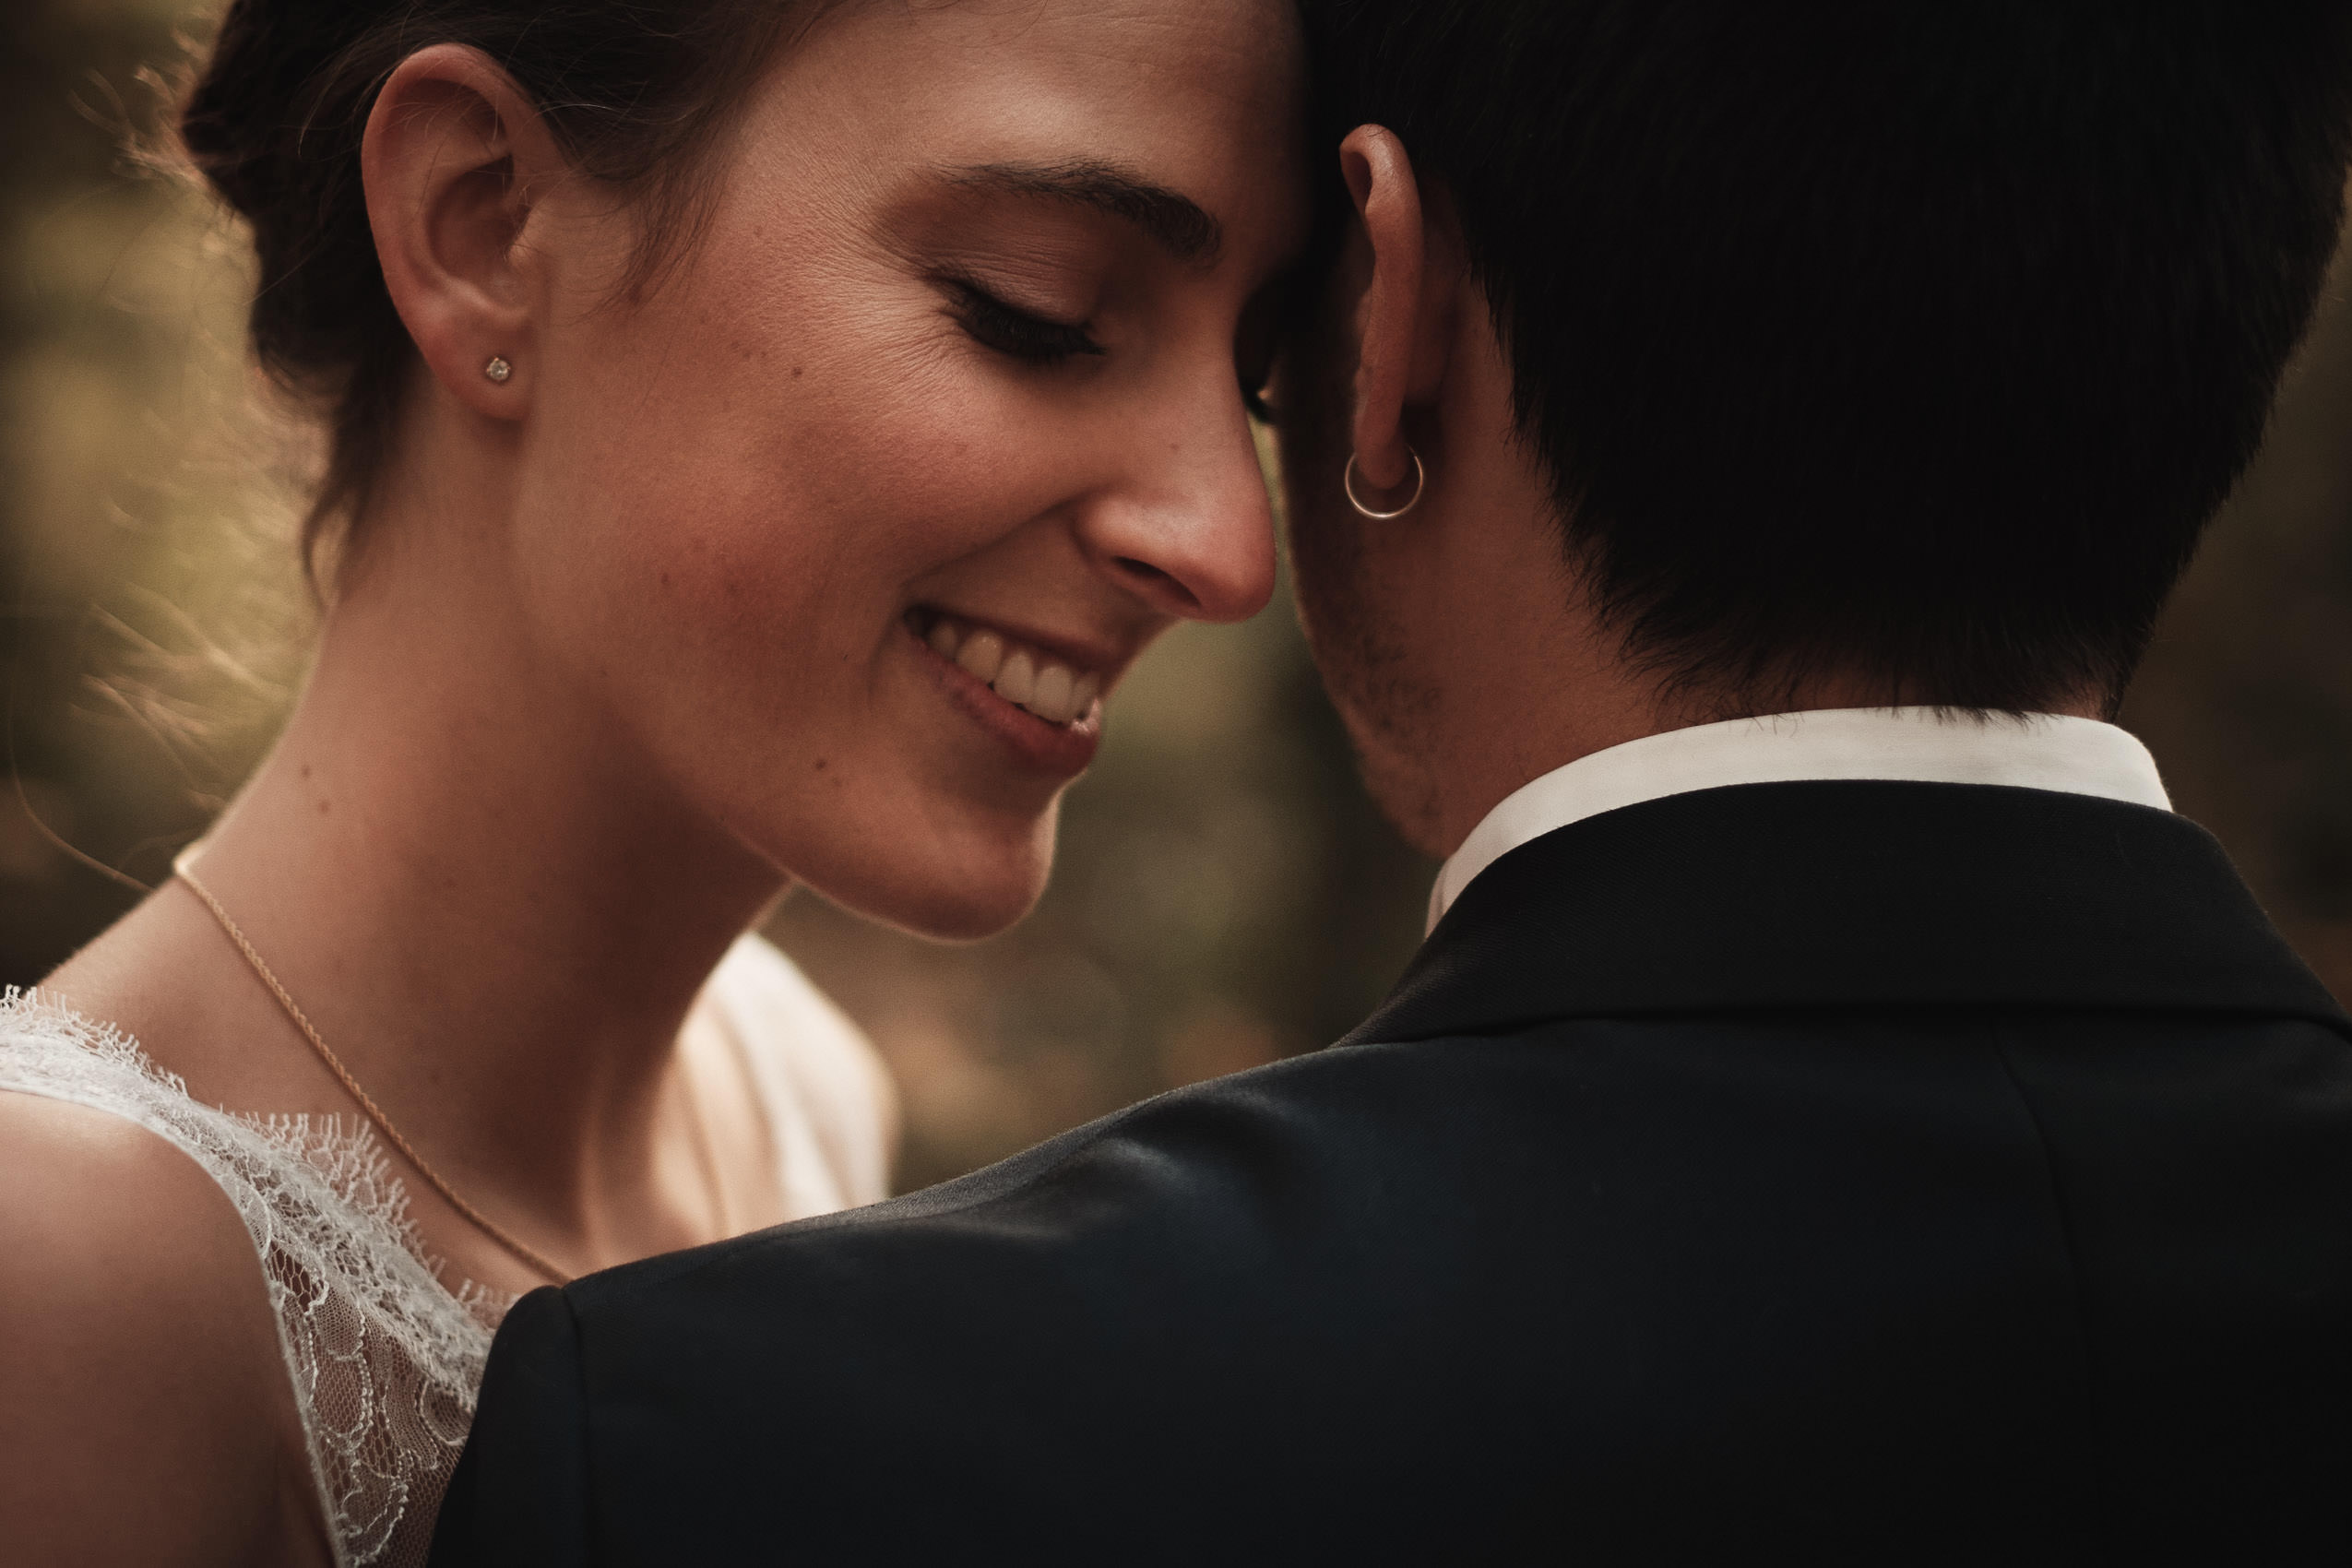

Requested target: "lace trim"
[{"left": 0, "top": 990, "right": 500, "bottom": 1568}]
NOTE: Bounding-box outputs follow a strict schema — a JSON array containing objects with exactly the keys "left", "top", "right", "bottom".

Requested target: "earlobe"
[
  {"left": 361, "top": 45, "right": 560, "bottom": 421},
  {"left": 1344, "top": 448, "right": 1426, "bottom": 520}
]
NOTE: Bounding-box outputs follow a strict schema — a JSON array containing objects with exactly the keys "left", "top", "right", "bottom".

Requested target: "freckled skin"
[
  {"left": 11, "top": 5, "right": 1312, "bottom": 1562},
  {"left": 525, "top": 0, "right": 1311, "bottom": 935}
]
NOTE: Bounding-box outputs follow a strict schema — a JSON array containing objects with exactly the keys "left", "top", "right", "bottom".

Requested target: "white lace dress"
[{"left": 0, "top": 934, "right": 893, "bottom": 1567}]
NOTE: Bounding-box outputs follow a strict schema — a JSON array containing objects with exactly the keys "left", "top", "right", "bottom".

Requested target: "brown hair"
[{"left": 180, "top": 1, "right": 821, "bottom": 585}]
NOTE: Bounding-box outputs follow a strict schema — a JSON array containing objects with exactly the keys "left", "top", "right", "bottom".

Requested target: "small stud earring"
[{"left": 483, "top": 356, "right": 514, "bottom": 385}]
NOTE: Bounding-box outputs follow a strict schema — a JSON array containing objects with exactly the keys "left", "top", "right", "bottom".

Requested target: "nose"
[{"left": 1072, "top": 383, "right": 1277, "bottom": 625}]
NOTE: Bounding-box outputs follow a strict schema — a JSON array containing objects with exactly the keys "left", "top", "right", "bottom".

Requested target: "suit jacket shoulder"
[{"left": 435, "top": 784, "right": 2352, "bottom": 1566}]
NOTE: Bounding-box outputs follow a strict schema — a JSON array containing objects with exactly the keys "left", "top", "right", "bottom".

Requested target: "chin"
[
  {"left": 898, "top": 878, "right": 1048, "bottom": 944},
  {"left": 793, "top": 811, "right": 1058, "bottom": 944}
]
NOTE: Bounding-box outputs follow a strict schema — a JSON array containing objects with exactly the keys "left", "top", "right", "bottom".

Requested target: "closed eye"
[
  {"left": 1234, "top": 275, "right": 1288, "bottom": 426},
  {"left": 941, "top": 279, "right": 1105, "bottom": 366}
]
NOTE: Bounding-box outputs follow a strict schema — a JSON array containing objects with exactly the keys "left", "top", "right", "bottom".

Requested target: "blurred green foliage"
[{"left": 8, "top": 1, "right": 2352, "bottom": 1191}]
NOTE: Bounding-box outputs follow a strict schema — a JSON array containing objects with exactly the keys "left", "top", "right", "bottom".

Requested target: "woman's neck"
[{"left": 48, "top": 515, "right": 785, "bottom": 1270}]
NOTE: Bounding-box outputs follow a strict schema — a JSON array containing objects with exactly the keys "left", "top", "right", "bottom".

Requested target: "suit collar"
[
  {"left": 1427, "top": 710, "right": 2170, "bottom": 932},
  {"left": 1347, "top": 781, "right": 2348, "bottom": 1047}
]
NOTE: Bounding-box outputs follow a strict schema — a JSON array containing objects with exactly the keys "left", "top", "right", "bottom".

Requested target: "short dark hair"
[
  {"left": 1298, "top": 1, "right": 2352, "bottom": 712},
  {"left": 181, "top": 1, "right": 829, "bottom": 584}
]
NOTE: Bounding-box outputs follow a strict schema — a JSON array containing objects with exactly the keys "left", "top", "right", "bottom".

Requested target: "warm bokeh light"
[
  {"left": 0, "top": 0, "right": 1431, "bottom": 1192},
  {"left": 7, "top": 1, "right": 2352, "bottom": 1192}
]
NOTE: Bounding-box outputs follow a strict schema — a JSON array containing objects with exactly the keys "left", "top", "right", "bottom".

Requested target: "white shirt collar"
[{"left": 1427, "top": 707, "right": 2172, "bottom": 933}]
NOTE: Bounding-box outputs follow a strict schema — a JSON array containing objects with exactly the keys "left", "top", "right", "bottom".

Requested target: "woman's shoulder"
[
  {"left": 0, "top": 1083, "right": 315, "bottom": 1562},
  {"left": 0, "top": 993, "right": 487, "bottom": 1563},
  {"left": 0, "top": 1084, "right": 279, "bottom": 1360},
  {"left": 698, "top": 933, "right": 899, "bottom": 1210}
]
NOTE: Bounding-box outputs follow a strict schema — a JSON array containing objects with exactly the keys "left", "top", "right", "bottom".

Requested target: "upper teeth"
[{"left": 924, "top": 614, "right": 1101, "bottom": 726}]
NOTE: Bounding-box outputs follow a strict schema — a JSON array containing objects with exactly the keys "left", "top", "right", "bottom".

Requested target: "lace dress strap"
[{"left": 0, "top": 991, "right": 496, "bottom": 1568}]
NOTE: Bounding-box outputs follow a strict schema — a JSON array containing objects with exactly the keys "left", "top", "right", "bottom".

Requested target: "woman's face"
[{"left": 512, "top": 0, "right": 1309, "bottom": 937}]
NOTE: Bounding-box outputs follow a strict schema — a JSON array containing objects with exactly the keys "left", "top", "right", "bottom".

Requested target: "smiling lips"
[{"left": 918, "top": 612, "right": 1104, "bottom": 728}]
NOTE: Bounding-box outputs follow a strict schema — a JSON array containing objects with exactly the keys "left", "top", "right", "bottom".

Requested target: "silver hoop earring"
[
  {"left": 1344, "top": 449, "right": 1425, "bottom": 519},
  {"left": 482, "top": 356, "right": 514, "bottom": 385}
]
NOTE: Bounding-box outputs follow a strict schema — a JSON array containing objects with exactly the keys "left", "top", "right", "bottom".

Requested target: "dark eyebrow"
[{"left": 940, "top": 160, "right": 1223, "bottom": 267}]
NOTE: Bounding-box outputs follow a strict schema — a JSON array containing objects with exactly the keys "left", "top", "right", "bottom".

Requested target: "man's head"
[{"left": 1278, "top": 0, "right": 2352, "bottom": 854}]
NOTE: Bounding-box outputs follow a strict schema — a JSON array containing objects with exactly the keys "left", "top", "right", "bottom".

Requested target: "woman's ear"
[
  {"left": 361, "top": 44, "right": 566, "bottom": 419},
  {"left": 1339, "top": 125, "right": 1461, "bottom": 493}
]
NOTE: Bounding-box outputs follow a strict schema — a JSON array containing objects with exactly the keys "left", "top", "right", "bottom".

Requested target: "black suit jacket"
[{"left": 433, "top": 782, "right": 2352, "bottom": 1564}]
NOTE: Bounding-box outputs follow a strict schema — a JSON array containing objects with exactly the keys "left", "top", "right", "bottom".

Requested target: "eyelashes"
[
  {"left": 937, "top": 275, "right": 1279, "bottom": 425},
  {"left": 941, "top": 279, "right": 1105, "bottom": 365}
]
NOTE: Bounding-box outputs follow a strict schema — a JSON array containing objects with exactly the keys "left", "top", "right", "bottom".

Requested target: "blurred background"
[{"left": 8, "top": 1, "right": 2352, "bottom": 1194}]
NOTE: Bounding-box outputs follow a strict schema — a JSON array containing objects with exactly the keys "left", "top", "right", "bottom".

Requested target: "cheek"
[
  {"left": 528, "top": 283, "right": 1027, "bottom": 682},
  {"left": 504, "top": 257, "right": 1079, "bottom": 934},
  {"left": 1277, "top": 374, "right": 1443, "bottom": 772},
  {"left": 1277, "top": 374, "right": 1372, "bottom": 654}
]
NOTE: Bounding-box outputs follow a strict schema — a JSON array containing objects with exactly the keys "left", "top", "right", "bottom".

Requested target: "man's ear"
[
  {"left": 361, "top": 45, "right": 566, "bottom": 419},
  {"left": 1340, "top": 125, "right": 1460, "bottom": 493}
]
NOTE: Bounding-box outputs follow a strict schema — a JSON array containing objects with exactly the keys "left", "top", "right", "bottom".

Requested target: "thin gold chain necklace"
[{"left": 172, "top": 846, "right": 737, "bottom": 1289}]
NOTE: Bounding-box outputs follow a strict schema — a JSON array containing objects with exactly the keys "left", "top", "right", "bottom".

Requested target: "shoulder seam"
[{"left": 1987, "top": 1018, "right": 2114, "bottom": 1542}]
